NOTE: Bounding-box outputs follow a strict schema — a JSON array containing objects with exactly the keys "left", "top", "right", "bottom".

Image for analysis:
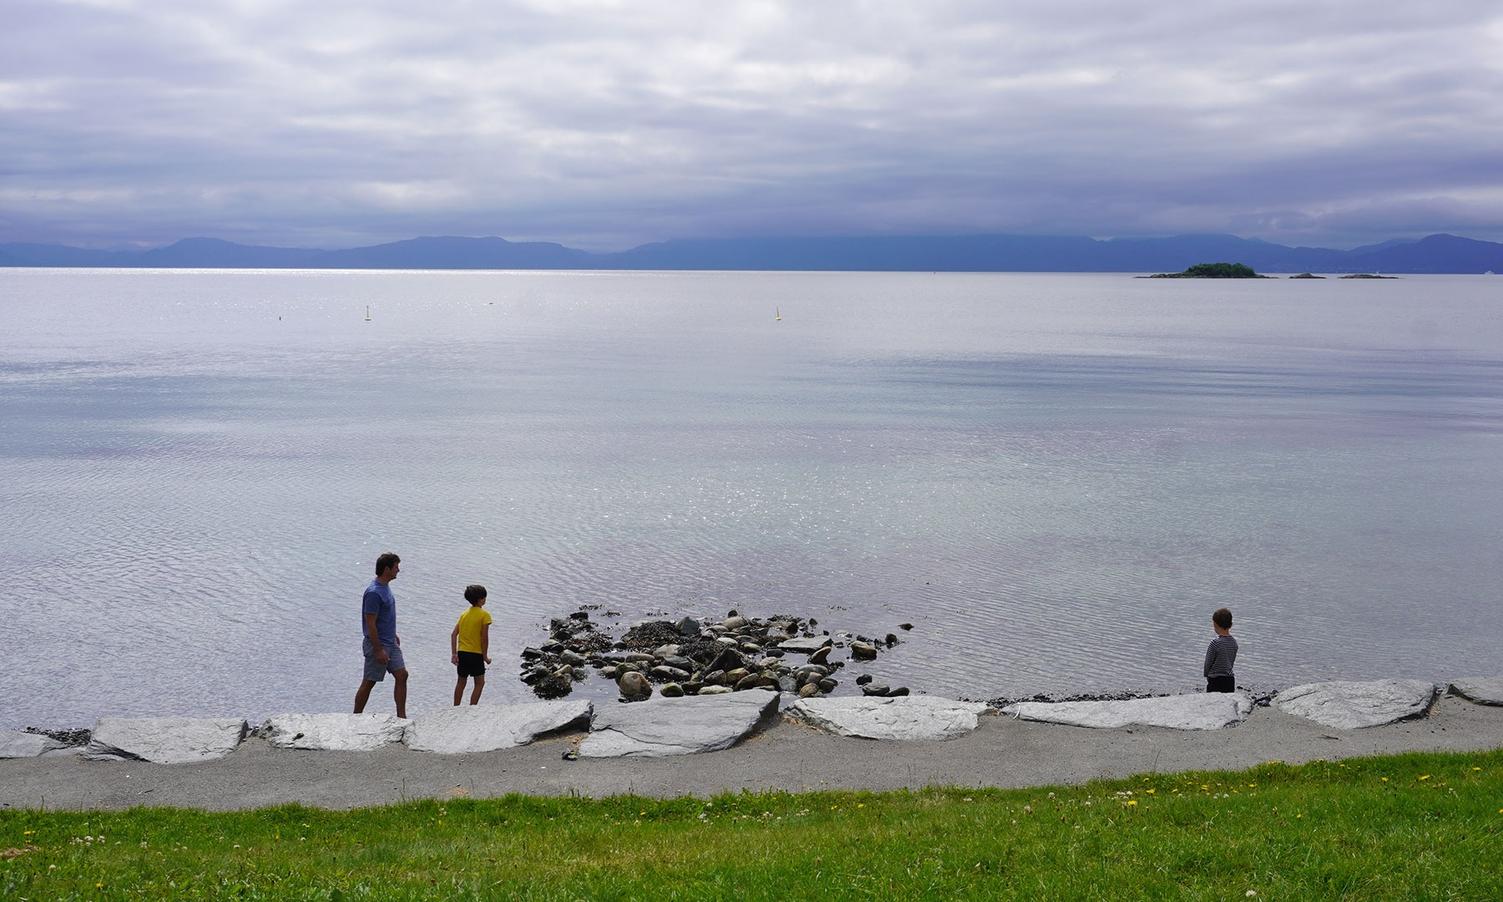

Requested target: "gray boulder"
[
  {"left": 579, "top": 689, "right": 779, "bottom": 758},
  {"left": 403, "top": 701, "right": 592, "bottom": 753},
  {"left": 1448, "top": 677, "right": 1503, "bottom": 706},
  {"left": 1274, "top": 679, "right": 1438, "bottom": 729},
  {"left": 1003, "top": 693, "right": 1253, "bottom": 731},
  {"left": 789, "top": 696, "right": 989, "bottom": 740},
  {"left": 0, "top": 731, "right": 64, "bottom": 759},
  {"left": 263, "top": 713, "right": 409, "bottom": 751},
  {"left": 85, "top": 717, "right": 248, "bottom": 763},
  {"left": 618, "top": 671, "right": 652, "bottom": 701}
]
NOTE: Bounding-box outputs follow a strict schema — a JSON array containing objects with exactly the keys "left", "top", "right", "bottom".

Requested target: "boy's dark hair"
[
  {"left": 375, "top": 552, "right": 401, "bottom": 576},
  {"left": 1212, "top": 608, "right": 1233, "bottom": 629},
  {"left": 463, "top": 584, "right": 488, "bottom": 604}
]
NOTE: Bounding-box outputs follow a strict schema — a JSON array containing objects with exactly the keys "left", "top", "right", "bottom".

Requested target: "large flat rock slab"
[
  {"left": 1448, "top": 677, "right": 1503, "bottom": 706},
  {"left": 263, "top": 713, "right": 409, "bottom": 751},
  {"left": 788, "top": 696, "right": 989, "bottom": 741},
  {"left": 405, "top": 701, "right": 592, "bottom": 754},
  {"left": 84, "top": 717, "right": 248, "bottom": 764},
  {"left": 1003, "top": 693, "right": 1253, "bottom": 731},
  {"left": 0, "top": 732, "right": 64, "bottom": 759},
  {"left": 1274, "top": 679, "right": 1438, "bottom": 729},
  {"left": 777, "top": 637, "right": 832, "bottom": 653},
  {"left": 579, "top": 690, "right": 778, "bottom": 758}
]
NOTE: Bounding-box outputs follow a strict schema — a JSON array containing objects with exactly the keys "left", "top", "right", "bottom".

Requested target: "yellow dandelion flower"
[
  {"left": 1380, "top": 777, "right": 1389, "bottom": 783},
  {"left": 1126, "top": 800, "right": 1138, "bottom": 807},
  {"left": 1418, "top": 775, "right": 1431, "bottom": 781}
]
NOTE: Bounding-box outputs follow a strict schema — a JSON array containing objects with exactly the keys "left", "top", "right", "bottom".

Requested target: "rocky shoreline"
[
  {"left": 520, "top": 609, "right": 913, "bottom": 703},
  {"left": 10, "top": 608, "right": 1501, "bottom": 749}
]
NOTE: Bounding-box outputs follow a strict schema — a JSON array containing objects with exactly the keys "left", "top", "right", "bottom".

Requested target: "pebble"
[{"left": 734, "top": 673, "right": 766, "bottom": 691}]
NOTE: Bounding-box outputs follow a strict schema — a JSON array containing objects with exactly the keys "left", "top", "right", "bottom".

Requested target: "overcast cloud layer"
[{"left": 4, "top": 0, "right": 1503, "bottom": 250}]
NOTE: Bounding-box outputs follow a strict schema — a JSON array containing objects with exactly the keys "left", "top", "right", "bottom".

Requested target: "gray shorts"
[{"left": 362, "top": 638, "right": 407, "bottom": 682}]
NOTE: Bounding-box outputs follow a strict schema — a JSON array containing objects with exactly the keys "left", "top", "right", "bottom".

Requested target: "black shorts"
[
  {"left": 457, "top": 651, "right": 486, "bottom": 677},
  {"left": 1206, "top": 675, "right": 1235, "bottom": 693}
]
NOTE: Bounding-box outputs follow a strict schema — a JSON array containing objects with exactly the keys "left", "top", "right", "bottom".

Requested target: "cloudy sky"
[{"left": 4, "top": 0, "right": 1503, "bottom": 250}]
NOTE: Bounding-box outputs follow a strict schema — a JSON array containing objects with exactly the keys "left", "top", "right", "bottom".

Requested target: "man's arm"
[
  {"left": 365, "top": 612, "right": 388, "bottom": 665},
  {"left": 450, "top": 624, "right": 460, "bottom": 664},
  {"left": 1202, "top": 641, "right": 1216, "bottom": 678},
  {"left": 481, "top": 623, "right": 491, "bottom": 664}
]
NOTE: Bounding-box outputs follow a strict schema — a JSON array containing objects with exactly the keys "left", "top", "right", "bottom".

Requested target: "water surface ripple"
[{"left": 2, "top": 270, "right": 1500, "bottom": 726}]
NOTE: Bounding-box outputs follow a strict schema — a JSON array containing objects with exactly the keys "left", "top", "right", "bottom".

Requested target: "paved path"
[{"left": 3, "top": 695, "right": 1500, "bottom": 811}]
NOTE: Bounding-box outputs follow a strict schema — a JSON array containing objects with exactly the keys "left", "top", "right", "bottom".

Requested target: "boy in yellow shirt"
[{"left": 450, "top": 584, "right": 493, "bottom": 705}]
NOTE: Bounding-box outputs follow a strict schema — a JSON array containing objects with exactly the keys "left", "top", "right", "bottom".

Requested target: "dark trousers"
[{"left": 1206, "top": 675, "right": 1235, "bottom": 693}]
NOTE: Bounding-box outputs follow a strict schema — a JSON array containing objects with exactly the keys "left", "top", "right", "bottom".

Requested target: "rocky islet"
[{"left": 517, "top": 609, "right": 912, "bottom": 703}]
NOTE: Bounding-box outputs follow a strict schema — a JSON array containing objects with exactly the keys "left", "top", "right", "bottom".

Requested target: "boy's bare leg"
[
  {"left": 353, "top": 678, "right": 377, "bottom": 714},
  {"left": 470, "top": 675, "right": 485, "bottom": 705},
  {"left": 453, "top": 675, "right": 466, "bottom": 706},
  {"left": 393, "top": 669, "right": 409, "bottom": 719}
]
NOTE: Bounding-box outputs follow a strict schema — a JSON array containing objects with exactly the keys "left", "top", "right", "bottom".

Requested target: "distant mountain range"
[{"left": 3, "top": 232, "right": 1503, "bottom": 273}]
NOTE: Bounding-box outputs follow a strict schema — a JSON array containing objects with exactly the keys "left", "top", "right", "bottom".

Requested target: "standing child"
[
  {"left": 1203, "top": 607, "right": 1237, "bottom": 693},
  {"left": 451, "top": 585, "right": 493, "bottom": 705}
]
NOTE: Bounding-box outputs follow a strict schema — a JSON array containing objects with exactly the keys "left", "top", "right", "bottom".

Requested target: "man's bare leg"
[
  {"left": 353, "top": 678, "right": 377, "bottom": 714},
  {"left": 393, "top": 669, "right": 409, "bottom": 719},
  {"left": 470, "top": 675, "right": 485, "bottom": 705},
  {"left": 453, "top": 675, "right": 466, "bottom": 707}
]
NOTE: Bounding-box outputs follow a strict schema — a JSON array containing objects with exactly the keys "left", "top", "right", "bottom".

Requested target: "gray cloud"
[{"left": 3, "top": 0, "right": 1502, "bottom": 249}]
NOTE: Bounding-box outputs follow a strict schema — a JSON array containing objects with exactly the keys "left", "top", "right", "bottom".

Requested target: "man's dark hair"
[
  {"left": 463, "top": 584, "right": 488, "bottom": 604},
  {"left": 375, "top": 552, "right": 401, "bottom": 576},
  {"left": 1212, "top": 608, "right": 1233, "bottom": 629}
]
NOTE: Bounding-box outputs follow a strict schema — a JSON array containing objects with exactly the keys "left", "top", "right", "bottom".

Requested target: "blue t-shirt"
[{"left": 361, "top": 579, "right": 397, "bottom": 646}]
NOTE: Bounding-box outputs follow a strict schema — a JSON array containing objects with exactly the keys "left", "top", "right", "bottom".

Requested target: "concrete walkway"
[{"left": 3, "top": 695, "right": 1500, "bottom": 811}]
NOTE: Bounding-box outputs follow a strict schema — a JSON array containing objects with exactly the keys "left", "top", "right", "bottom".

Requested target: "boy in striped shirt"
[{"left": 1203, "top": 607, "right": 1238, "bottom": 693}]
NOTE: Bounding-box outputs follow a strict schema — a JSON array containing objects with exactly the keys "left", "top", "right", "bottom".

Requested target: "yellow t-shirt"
[{"left": 455, "top": 606, "right": 493, "bottom": 654}]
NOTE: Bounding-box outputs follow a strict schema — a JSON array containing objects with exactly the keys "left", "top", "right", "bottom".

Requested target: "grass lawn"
[{"left": 3, "top": 748, "right": 1500, "bottom": 900}]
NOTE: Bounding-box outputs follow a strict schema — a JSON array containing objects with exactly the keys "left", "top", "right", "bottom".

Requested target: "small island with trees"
[{"left": 1143, "top": 262, "right": 1270, "bottom": 278}]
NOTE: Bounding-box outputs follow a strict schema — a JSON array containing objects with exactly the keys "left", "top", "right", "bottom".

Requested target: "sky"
[{"left": 4, "top": 0, "right": 1503, "bottom": 251}]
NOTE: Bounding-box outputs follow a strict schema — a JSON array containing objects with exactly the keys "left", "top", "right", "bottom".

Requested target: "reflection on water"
[{"left": 2, "top": 269, "right": 1501, "bottom": 726}]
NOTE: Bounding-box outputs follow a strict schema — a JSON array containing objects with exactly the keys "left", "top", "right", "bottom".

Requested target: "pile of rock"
[
  {"left": 520, "top": 610, "right": 907, "bottom": 702},
  {"left": 518, "top": 613, "right": 615, "bottom": 699}
]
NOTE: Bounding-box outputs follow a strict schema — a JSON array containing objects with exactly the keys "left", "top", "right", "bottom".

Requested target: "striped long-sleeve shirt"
[{"left": 1203, "top": 635, "right": 1238, "bottom": 679}]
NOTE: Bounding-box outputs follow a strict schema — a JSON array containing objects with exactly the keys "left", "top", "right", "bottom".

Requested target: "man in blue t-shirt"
[{"left": 353, "top": 552, "right": 409, "bottom": 718}]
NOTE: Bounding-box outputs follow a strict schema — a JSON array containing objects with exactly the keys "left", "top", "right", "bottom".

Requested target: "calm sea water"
[{"left": 2, "top": 268, "right": 1501, "bottom": 728}]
